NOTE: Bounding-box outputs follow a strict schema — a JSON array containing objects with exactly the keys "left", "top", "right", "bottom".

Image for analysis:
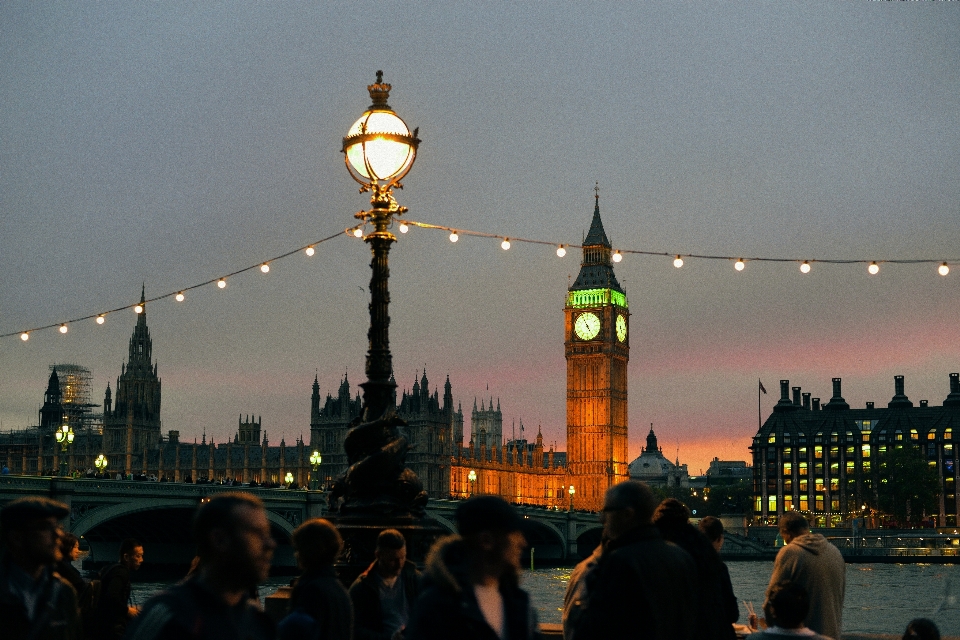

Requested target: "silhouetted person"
[
  {"left": 746, "top": 581, "right": 832, "bottom": 640},
  {"left": 699, "top": 516, "right": 746, "bottom": 630},
  {"left": 407, "top": 496, "right": 537, "bottom": 640},
  {"left": 903, "top": 618, "right": 940, "bottom": 640},
  {"left": 279, "top": 518, "right": 351, "bottom": 640},
  {"left": 573, "top": 482, "right": 698, "bottom": 640},
  {"left": 766, "top": 512, "right": 845, "bottom": 640},
  {"left": 98, "top": 538, "right": 143, "bottom": 640},
  {"left": 350, "top": 529, "right": 421, "bottom": 640},
  {"left": 653, "top": 499, "right": 732, "bottom": 640},
  {"left": 0, "top": 497, "right": 82, "bottom": 640},
  {"left": 55, "top": 533, "right": 87, "bottom": 599},
  {"left": 124, "top": 492, "right": 275, "bottom": 640}
]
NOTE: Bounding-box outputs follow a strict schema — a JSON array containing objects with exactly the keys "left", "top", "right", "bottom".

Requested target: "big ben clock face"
[
  {"left": 616, "top": 314, "right": 627, "bottom": 342},
  {"left": 574, "top": 312, "right": 601, "bottom": 340}
]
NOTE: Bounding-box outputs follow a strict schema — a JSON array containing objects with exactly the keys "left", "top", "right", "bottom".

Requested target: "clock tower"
[{"left": 565, "top": 192, "right": 629, "bottom": 511}]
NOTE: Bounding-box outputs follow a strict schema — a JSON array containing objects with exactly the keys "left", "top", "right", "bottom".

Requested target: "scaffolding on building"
[{"left": 50, "top": 364, "right": 103, "bottom": 434}]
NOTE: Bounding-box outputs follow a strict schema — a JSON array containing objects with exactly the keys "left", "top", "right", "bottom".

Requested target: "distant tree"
[
  {"left": 874, "top": 445, "right": 940, "bottom": 526},
  {"left": 709, "top": 478, "right": 753, "bottom": 515}
]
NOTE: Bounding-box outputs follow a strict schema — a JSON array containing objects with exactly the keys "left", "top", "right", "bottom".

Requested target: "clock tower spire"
[{"left": 564, "top": 190, "right": 629, "bottom": 511}]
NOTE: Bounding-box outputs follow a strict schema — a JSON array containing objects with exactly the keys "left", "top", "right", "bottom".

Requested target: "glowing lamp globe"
[
  {"left": 800, "top": 261, "right": 811, "bottom": 274},
  {"left": 673, "top": 255, "right": 684, "bottom": 268},
  {"left": 342, "top": 72, "right": 419, "bottom": 193},
  {"left": 939, "top": 262, "right": 949, "bottom": 276},
  {"left": 868, "top": 262, "right": 879, "bottom": 275},
  {"left": 735, "top": 259, "right": 745, "bottom": 271}
]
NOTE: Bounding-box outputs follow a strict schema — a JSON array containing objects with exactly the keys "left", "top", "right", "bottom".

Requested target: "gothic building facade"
[
  {"left": 102, "top": 288, "right": 162, "bottom": 474},
  {"left": 309, "top": 370, "right": 464, "bottom": 497},
  {"left": 752, "top": 375, "right": 960, "bottom": 527}
]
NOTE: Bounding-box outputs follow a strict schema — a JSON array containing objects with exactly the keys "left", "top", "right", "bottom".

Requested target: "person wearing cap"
[
  {"left": 406, "top": 495, "right": 537, "bottom": 640},
  {"left": 573, "top": 481, "right": 699, "bottom": 640},
  {"left": 0, "top": 496, "right": 82, "bottom": 640},
  {"left": 97, "top": 538, "right": 144, "bottom": 640}
]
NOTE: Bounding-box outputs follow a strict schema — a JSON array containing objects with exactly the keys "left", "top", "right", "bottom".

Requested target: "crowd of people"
[{"left": 0, "top": 482, "right": 947, "bottom": 640}]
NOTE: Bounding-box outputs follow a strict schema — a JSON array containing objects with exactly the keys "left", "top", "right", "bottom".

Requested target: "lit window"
[
  {"left": 768, "top": 496, "right": 777, "bottom": 512},
  {"left": 910, "top": 429, "right": 919, "bottom": 440},
  {"left": 862, "top": 445, "right": 871, "bottom": 458},
  {"left": 768, "top": 434, "right": 777, "bottom": 444},
  {"left": 928, "top": 431, "right": 937, "bottom": 440},
  {"left": 799, "top": 479, "right": 808, "bottom": 491},
  {"left": 946, "top": 429, "right": 953, "bottom": 440},
  {"left": 799, "top": 462, "right": 808, "bottom": 476},
  {"left": 816, "top": 478, "right": 825, "bottom": 492},
  {"left": 784, "top": 462, "right": 793, "bottom": 475},
  {"left": 895, "top": 432, "right": 903, "bottom": 442},
  {"left": 815, "top": 446, "right": 823, "bottom": 459},
  {"left": 846, "top": 461, "right": 855, "bottom": 473},
  {"left": 799, "top": 496, "right": 809, "bottom": 511}
]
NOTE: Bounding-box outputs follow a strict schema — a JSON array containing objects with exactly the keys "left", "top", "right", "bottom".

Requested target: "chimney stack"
[
  {"left": 888, "top": 374, "right": 913, "bottom": 408},
  {"left": 920, "top": 400, "right": 928, "bottom": 407},
  {"left": 825, "top": 378, "right": 849, "bottom": 410},
  {"left": 775, "top": 380, "right": 800, "bottom": 412},
  {"left": 866, "top": 402, "right": 874, "bottom": 410},
  {"left": 812, "top": 397, "right": 820, "bottom": 411},
  {"left": 802, "top": 393, "right": 811, "bottom": 410},
  {"left": 792, "top": 387, "right": 802, "bottom": 406},
  {"left": 944, "top": 373, "right": 960, "bottom": 408}
]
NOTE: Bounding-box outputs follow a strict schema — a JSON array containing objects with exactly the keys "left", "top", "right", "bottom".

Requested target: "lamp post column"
[{"left": 360, "top": 205, "right": 397, "bottom": 420}]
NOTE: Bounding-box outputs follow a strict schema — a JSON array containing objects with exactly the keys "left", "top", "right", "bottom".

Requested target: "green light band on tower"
[{"left": 567, "top": 288, "right": 628, "bottom": 309}]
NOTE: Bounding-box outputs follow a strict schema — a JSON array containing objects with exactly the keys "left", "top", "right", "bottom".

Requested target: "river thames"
[{"left": 126, "top": 561, "right": 959, "bottom": 636}]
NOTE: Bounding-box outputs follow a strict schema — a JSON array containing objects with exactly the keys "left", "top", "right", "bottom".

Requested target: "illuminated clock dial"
[
  {"left": 616, "top": 314, "right": 627, "bottom": 342},
  {"left": 574, "top": 312, "right": 601, "bottom": 340}
]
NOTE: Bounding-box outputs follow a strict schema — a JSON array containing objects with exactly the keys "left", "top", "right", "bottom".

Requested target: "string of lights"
[
  {"left": 5, "top": 230, "right": 347, "bottom": 342},
  {"left": 5, "top": 219, "right": 958, "bottom": 343}
]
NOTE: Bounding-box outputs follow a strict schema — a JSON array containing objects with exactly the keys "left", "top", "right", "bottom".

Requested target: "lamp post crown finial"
[{"left": 368, "top": 70, "right": 392, "bottom": 109}]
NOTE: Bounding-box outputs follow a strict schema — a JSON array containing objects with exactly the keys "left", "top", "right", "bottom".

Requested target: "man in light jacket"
[{"left": 766, "top": 512, "right": 846, "bottom": 640}]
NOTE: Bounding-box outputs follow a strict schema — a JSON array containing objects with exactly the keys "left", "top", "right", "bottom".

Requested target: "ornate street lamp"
[
  {"left": 568, "top": 484, "right": 576, "bottom": 512},
  {"left": 468, "top": 469, "right": 477, "bottom": 497},
  {"left": 328, "top": 72, "right": 426, "bottom": 517},
  {"left": 310, "top": 450, "right": 322, "bottom": 491},
  {"left": 95, "top": 454, "right": 108, "bottom": 477},
  {"left": 342, "top": 70, "right": 420, "bottom": 422},
  {"left": 284, "top": 471, "right": 294, "bottom": 488},
  {"left": 55, "top": 423, "right": 75, "bottom": 477}
]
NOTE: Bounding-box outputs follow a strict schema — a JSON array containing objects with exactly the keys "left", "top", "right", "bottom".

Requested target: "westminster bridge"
[{"left": 0, "top": 475, "right": 602, "bottom": 568}]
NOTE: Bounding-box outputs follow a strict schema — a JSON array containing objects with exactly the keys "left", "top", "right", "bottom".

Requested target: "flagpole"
[{"left": 758, "top": 378, "right": 762, "bottom": 432}]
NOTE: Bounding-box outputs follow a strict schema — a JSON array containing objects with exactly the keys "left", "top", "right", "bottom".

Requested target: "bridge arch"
[{"left": 72, "top": 499, "right": 199, "bottom": 537}]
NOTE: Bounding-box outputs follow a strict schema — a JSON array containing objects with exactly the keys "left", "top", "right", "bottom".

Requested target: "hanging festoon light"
[
  {"left": 134, "top": 304, "right": 143, "bottom": 314},
  {"left": 939, "top": 262, "right": 950, "bottom": 276},
  {"left": 175, "top": 292, "right": 185, "bottom": 302},
  {"left": 868, "top": 261, "right": 880, "bottom": 275},
  {"left": 353, "top": 227, "right": 364, "bottom": 238},
  {"left": 449, "top": 230, "right": 459, "bottom": 243},
  {"left": 261, "top": 263, "right": 270, "bottom": 273},
  {"left": 399, "top": 222, "right": 408, "bottom": 233},
  {"left": 800, "top": 261, "right": 811, "bottom": 274},
  {"left": 557, "top": 245, "right": 566, "bottom": 257},
  {"left": 96, "top": 314, "right": 105, "bottom": 325},
  {"left": 613, "top": 250, "right": 622, "bottom": 263},
  {"left": 59, "top": 324, "right": 68, "bottom": 334},
  {"left": 20, "top": 332, "right": 29, "bottom": 341},
  {"left": 217, "top": 278, "right": 227, "bottom": 289},
  {"left": 501, "top": 238, "right": 511, "bottom": 250},
  {"left": 674, "top": 255, "right": 684, "bottom": 268},
  {"left": 735, "top": 259, "right": 745, "bottom": 271},
  {"left": 305, "top": 246, "right": 315, "bottom": 256}
]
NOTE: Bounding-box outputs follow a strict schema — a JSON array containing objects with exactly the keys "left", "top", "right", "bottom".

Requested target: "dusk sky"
[{"left": 2, "top": 3, "right": 958, "bottom": 474}]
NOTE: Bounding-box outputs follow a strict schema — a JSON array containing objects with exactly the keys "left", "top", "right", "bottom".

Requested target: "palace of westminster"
[{"left": 3, "top": 201, "right": 958, "bottom": 521}]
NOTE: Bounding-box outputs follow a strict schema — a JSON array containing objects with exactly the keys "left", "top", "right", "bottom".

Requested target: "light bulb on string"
[
  {"left": 673, "top": 255, "right": 684, "bottom": 268},
  {"left": 261, "top": 263, "right": 270, "bottom": 273},
  {"left": 735, "top": 259, "right": 745, "bottom": 271},
  {"left": 868, "top": 262, "right": 879, "bottom": 275},
  {"left": 800, "top": 261, "right": 811, "bottom": 274},
  {"left": 217, "top": 279, "right": 227, "bottom": 289},
  {"left": 501, "top": 238, "right": 511, "bottom": 250},
  {"left": 557, "top": 245, "right": 566, "bottom": 257},
  {"left": 96, "top": 315, "right": 105, "bottom": 325},
  {"left": 613, "top": 250, "right": 622, "bottom": 263},
  {"left": 20, "top": 332, "right": 29, "bottom": 341},
  {"left": 450, "top": 231, "right": 459, "bottom": 243},
  {"left": 399, "top": 223, "right": 408, "bottom": 234},
  {"left": 938, "top": 262, "right": 949, "bottom": 276},
  {"left": 59, "top": 324, "right": 68, "bottom": 334},
  {"left": 135, "top": 304, "right": 143, "bottom": 314},
  {"left": 305, "top": 246, "right": 315, "bottom": 256},
  {"left": 175, "top": 292, "right": 185, "bottom": 302},
  {"left": 353, "top": 227, "right": 363, "bottom": 238}
]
